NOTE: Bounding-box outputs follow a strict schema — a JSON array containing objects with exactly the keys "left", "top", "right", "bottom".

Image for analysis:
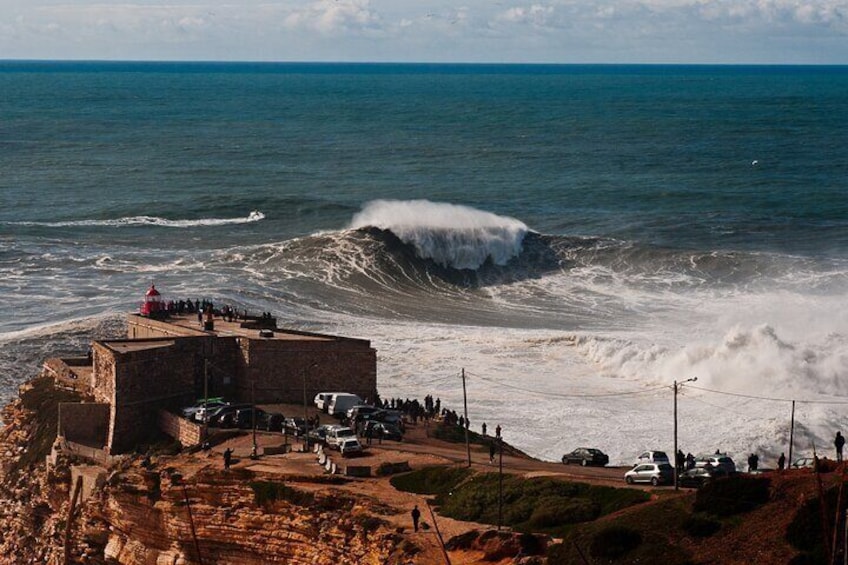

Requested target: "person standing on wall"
[{"left": 836, "top": 432, "right": 845, "bottom": 462}]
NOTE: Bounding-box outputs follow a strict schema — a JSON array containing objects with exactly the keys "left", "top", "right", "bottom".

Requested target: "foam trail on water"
[
  {"left": 8, "top": 211, "right": 265, "bottom": 228},
  {"left": 349, "top": 200, "right": 528, "bottom": 270}
]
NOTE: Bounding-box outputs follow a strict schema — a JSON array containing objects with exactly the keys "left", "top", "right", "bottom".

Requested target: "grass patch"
[
  {"left": 389, "top": 465, "right": 472, "bottom": 497},
  {"left": 250, "top": 481, "right": 315, "bottom": 508},
  {"left": 549, "top": 495, "right": 694, "bottom": 565},
  {"left": 693, "top": 475, "right": 770, "bottom": 517},
  {"left": 393, "top": 467, "right": 648, "bottom": 538}
]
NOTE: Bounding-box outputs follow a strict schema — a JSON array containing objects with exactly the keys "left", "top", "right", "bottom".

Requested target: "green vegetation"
[
  {"left": 589, "top": 525, "right": 643, "bottom": 560},
  {"left": 549, "top": 495, "right": 694, "bottom": 565},
  {"left": 250, "top": 480, "right": 315, "bottom": 508},
  {"left": 13, "top": 376, "right": 83, "bottom": 477},
  {"left": 391, "top": 466, "right": 648, "bottom": 537},
  {"left": 785, "top": 483, "right": 848, "bottom": 564},
  {"left": 681, "top": 513, "right": 721, "bottom": 538},
  {"left": 389, "top": 465, "right": 472, "bottom": 496},
  {"left": 693, "top": 475, "right": 771, "bottom": 516}
]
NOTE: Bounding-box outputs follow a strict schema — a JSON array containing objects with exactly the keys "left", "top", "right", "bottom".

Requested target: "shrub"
[
  {"left": 389, "top": 466, "right": 471, "bottom": 496},
  {"left": 250, "top": 481, "right": 315, "bottom": 507},
  {"left": 681, "top": 514, "right": 721, "bottom": 538},
  {"left": 694, "top": 475, "right": 770, "bottom": 517},
  {"left": 528, "top": 498, "right": 600, "bottom": 529},
  {"left": 589, "top": 525, "right": 642, "bottom": 560}
]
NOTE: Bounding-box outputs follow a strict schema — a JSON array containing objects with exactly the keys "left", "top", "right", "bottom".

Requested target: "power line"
[
  {"left": 687, "top": 384, "right": 848, "bottom": 405},
  {"left": 464, "top": 370, "right": 668, "bottom": 399}
]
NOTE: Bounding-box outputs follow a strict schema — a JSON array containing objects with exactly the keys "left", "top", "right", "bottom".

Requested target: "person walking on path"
[
  {"left": 489, "top": 442, "right": 496, "bottom": 464},
  {"left": 836, "top": 432, "right": 845, "bottom": 462},
  {"left": 411, "top": 505, "right": 421, "bottom": 532},
  {"left": 778, "top": 452, "right": 786, "bottom": 471},
  {"left": 223, "top": 448, "right": 233, "bottom": 470}
]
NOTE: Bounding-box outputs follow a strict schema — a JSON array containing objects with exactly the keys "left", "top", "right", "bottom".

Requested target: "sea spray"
[{"left": 349, "top": 200, "right": 528, "bottom": 270}]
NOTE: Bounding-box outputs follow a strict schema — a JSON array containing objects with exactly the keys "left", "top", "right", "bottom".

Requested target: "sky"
[{"left": 1, "top": 0, "right": 847, "bottom": 64}]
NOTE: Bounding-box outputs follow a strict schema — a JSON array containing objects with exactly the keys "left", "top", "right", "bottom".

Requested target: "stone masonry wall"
[
  {"left": 236, "top": 338, "right": 377, "bottom": 405},
  {"left": 57, "top": 402, "right": 110, "bottom": 447},
  {"left": 158, "top": 410, "right": 203, "bottom": 448},
  {"left": 108, "top": 340, "right": 202, "bottom": 453}
]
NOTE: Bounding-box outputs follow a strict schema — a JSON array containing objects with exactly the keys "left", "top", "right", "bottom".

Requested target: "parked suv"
[
  {"left": 338, "top": 438, "right": 364, "bottom": 457},
  {"left": 625, "top": 463, "right": 674, "bottom": 486},
  {"left": 633, "top": 450, "right": 670, "bottom": 467},
  {"left": 326, "top": 426, "right": 357, "bottom": 450},
  {"left": 695, "top": 454, "right": 736, "bottom": 474}
]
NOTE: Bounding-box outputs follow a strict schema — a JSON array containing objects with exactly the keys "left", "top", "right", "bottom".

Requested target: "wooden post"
[{"left": 63, "top": 475, "right": 84, "bottom": 565}]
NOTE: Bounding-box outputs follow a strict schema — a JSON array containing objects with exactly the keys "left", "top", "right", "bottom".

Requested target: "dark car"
[
  {"left": 364, "top": 421, "right": 403, "bottom": 441},
  {"left": 258, "top": 412, "right": 285, "bottom": 432},
  {"left": 562, "top": 448, "right": 610, "bottom": 467},
  {"left": 207, "top": 403, "right": 252, "bottom": 428},
  {"left": 307, "top": 424, "right": 334, "bottom": 445},
  {"left": 284, "top": 417, "right": 308, "bottom": 436},
  {"left": 678, "top": 466, "right": 728, "bottom": 488},
  {"left": 234, "top": 407, "right": 268, "bottom": 429}
]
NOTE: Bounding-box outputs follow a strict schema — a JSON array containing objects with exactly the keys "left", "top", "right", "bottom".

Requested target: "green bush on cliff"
[
  {"left": 250, "top": 481, "right": 315, "bottom": 508},
  {"left": 392, "top": 467, "right": 648, "bottom": 536},
  {"left": 693, "top": 475, "right": 770, "bottom": 516},
  {"left": 389, "top": 465, "right": 472, "bottom": 497}
]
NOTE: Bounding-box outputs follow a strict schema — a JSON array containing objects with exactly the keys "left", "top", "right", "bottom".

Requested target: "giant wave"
[{"left": 349, "top": 200, "right": 528, "bottom": 270}]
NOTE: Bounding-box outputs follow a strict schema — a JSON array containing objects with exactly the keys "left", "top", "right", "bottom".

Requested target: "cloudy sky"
[{"left": 1, "top": 0, "right": 846, "bottom": 63}]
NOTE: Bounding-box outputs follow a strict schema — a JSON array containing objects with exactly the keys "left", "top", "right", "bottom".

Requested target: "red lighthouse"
[{"left": 140, "top": 284, "right": 165, "bottom": 317}]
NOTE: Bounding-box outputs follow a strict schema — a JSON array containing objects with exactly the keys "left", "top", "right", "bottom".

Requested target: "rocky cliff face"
[{"left": 0, "top": 378, "right": 410, "bottom": 565}]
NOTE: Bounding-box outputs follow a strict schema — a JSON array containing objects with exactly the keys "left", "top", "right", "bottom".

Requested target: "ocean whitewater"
[
  {"left": 2, "top": 63, "right": 847, "bottom": 466},
  {"left": 2, "top": 199, "right": 846, "bottom": 467}
]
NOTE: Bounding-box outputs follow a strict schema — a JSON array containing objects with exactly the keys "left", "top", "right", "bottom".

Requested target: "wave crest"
[
  {"left": 10, "top": 211, "right": 265, "bottom": 228},
  {"left": 349, "top": 200, "right": 528, "bottom": 270}
]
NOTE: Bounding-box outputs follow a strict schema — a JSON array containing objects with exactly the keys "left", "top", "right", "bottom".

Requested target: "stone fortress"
[{"left": 44, "top": 286, "right": 377, "bottom": 456}]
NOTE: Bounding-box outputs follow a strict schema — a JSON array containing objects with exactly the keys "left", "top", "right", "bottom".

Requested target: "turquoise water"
[{"left": 1, "top": 62, "right": 846, "bottom": 462}]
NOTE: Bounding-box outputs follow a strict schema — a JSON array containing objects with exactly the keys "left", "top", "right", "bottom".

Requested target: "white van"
[
  {"left": 314, "top": 392, "right": 344, "bottom": 413},
  {"left": 327, "top": 393, "right": 363, "bottom": 418}
]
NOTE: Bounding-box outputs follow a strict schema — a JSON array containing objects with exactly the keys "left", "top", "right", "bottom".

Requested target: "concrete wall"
[{"left": 58, "top": 402, "right": 110, "bottom": 448}]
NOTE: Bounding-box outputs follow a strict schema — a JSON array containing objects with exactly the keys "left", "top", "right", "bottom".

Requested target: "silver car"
[{"left": 625, "top": 463, "right": 675, "bottom": 486}]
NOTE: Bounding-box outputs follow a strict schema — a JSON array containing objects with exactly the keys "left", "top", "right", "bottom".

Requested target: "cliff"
[{"left": 0, "top": 377, "right": 413, "bottom": 565}]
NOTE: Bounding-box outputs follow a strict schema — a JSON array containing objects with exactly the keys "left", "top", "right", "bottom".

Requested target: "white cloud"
[{"left": 0, "top": 0, "right": 846, "bottom": 62}]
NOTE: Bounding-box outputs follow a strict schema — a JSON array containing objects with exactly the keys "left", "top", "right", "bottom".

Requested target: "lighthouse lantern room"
[{"left": 140, "top": 284, "right": 166, "bottom": 317}]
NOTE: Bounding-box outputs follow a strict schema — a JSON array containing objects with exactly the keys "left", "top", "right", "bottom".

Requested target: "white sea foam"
[
  {"left": 349, "top": 200, "right": 528, "bottom": 270},
  {"left": 9, "top": 211, "right": 265, "bottom": 229}
]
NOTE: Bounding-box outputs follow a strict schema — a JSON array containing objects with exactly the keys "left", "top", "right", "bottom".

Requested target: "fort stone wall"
[
  {"left": 57, "top": 402, "right": 110, "bottom": 448},
  {"left": 236, "top": 338, "right": 377, "bottom": 405}
]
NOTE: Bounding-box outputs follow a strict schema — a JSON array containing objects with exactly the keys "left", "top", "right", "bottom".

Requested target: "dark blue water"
[{"left": 1, "top": 62, "right": 847, "bottom": 461}]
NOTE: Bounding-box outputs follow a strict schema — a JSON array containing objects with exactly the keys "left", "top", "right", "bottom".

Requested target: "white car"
[
  {"left": 339, "top": 438, "right": 364, "bottom": 457},
  {"left": 625, "top": 463, "right": 675, "bottom": 486},
  {"left": 695, "top": 454, "right": 736, "bottom": 474},
  {"left": 633, "top": 450, "right": 670, "bottom": 467},
  {"left": 325, "top": 426, "right": 357, "bottom": 450}
]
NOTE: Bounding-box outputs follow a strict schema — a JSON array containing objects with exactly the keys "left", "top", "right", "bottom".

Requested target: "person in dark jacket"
[{"left": 411, "top": 505, "right": 421, "bottom": 532}]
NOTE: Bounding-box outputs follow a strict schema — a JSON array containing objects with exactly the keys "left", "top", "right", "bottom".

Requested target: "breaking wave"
[
  {"left": 8, "top": 210, "right": 265, "bottom": 228},
  {"left": 349, "top": 200, "right": 528, "bottom": 270}
]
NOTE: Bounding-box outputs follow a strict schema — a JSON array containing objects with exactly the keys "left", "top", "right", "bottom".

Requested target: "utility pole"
[
  {"left": 461, "top": 368, "right": 471, "bottom": 467},
  {"left": 251, "top": 380, "right": 257, "bottom": 458},
  {"left": 303, "top": 368, "right": 309, "bottom": 452},
  {"left": 497, "top": 435, "right": 503, "bottom": 531},
  {"left": 789, "top": 400, "right": 796, "bottom": 468},
  {"left": 202, "top": 358, "right": 209, "bottom": 441},
  {"left": 674, "top": 377, "right": 697, "bottom": 490}
]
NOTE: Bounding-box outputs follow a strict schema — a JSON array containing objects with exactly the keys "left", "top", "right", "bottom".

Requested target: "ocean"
[{"left": 1, "top": 62, "right": 846, "bottom": 466}]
